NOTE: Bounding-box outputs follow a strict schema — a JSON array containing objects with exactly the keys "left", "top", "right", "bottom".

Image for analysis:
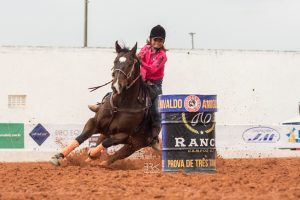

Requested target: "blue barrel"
[{"left": 159, "top": 94, "right": 217, "bottom": 172}]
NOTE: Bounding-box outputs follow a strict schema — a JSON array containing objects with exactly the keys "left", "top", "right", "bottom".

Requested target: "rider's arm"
[
  {"left": 141, "top": 54, "right": 167, "bottom": 74},
  {"left": 138, "top": 45, "right": 148, "bottom": 60}
]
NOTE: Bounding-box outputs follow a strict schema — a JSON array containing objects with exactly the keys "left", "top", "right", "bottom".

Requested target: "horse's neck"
[{"left": 115, "top": 75, "right": 141, "bottom": 107}]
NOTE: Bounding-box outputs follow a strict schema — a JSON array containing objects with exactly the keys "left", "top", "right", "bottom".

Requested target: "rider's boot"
[
  {"left": 49, "top": 140, "right": 79, "bottom": 166},
  {"left": 88, "top": 104, "right": 99, "bottom": 112},
  {"left": 150, "top": 126, "right": 161, "bottom": 151}
]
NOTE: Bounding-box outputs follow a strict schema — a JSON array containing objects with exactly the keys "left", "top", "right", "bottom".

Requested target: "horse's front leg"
[
  {"left": 103, "top": 132, "right": 151, "bottom": 166},
  {"left": 84, "top": 134, "right": 107, "bottom": 162},
  {"left": 50, "top": 117, "right": 98, "bottom": 166},
  {"left": 99, "top": 134, "right": 146, "bottom": 166},
  {"left": 86, "top": 133, "right": 128, "bottom": 163},
  {"left": 103, "top": 144, "right": 137, "bottom": 166}
]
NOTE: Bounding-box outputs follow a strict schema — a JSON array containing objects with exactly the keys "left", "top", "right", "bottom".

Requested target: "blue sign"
[
  {"left": 242, "top": 126, "right": 280, "bottom": 143},
  {"left": 158, "top": 94, "right": 217, "bottom": 113},
  {"left": 29, "top": 124, "right": 50, "bottom": 146}
]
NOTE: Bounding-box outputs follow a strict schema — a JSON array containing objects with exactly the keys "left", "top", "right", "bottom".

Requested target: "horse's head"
[{"left": 111, "top": 41, "right": 139, "bottom": 95}]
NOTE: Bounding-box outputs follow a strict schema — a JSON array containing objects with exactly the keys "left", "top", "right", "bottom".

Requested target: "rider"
[
  {"left": 138, "top": 25, "right": 167, "bottom": 150},
  {"left": 88, "top": 25, "right": 167, "bottom": 150}
]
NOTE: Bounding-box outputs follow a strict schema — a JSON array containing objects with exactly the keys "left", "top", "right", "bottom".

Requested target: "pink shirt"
[{"left": 138, "top": 44, "right": 167, "bottom": 81}]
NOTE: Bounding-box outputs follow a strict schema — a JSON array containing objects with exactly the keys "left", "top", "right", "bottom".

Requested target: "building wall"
[{"left": 0, "top": 46, "right": 300, "bottom": 125}]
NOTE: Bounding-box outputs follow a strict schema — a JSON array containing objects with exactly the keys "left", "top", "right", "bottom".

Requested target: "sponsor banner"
[
  {"left": 158, "top": 94, "right": 217, "bottom": 113},
  {"left": 53, "top": 127, "right": 83, "bottom": 149},
  {"left": 216, "top": 125, "right": 300, "bottom": 152},
  {"left": 0, "top": 123, "right": 24, "bottom": 148},
  {"left": 0, "top": 123, "right": 298, "bottom": 162},
  {"left": 25, "top": 124, "right": 89, "bottom": 151},
  {"left": 242, "top": 126, "right": 280, "bottom": 143},
  {"left": 0, "top": 123, "right": 294, "bottom": 155},
  {"left": 29, "top": 123, "right": 50, "bottom": 146}
]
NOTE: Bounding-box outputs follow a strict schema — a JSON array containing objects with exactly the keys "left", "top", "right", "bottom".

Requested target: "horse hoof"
[
  {"left": 87, "top": 149, "right": 101, "bottom": 160},
  {"left": 49, "top": 158, "right": 60, "bottom": 166},
  {"left": 151, "top": 141, "right": 161, "bottom": 152},
  {"left": 100, "top": 161, "right": 109, "bottom": 167},
  {"left": 49, "top": 153, "right": 64, "bottom": 166}
]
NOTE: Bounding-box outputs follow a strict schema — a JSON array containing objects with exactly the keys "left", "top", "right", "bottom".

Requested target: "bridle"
[
  {"left": 109, "top": 57, "right": 151, "bottom": 113},
  {"left": 88, "top": 57, "right": 141, "bottom": 92},
  {"left": 112, "top": 58, "right": 141, "bottom": 90}
]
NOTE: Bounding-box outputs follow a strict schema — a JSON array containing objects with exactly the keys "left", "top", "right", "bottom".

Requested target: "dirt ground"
[{"left": 0, "top": 149, "right": 300, "bottom": 200}]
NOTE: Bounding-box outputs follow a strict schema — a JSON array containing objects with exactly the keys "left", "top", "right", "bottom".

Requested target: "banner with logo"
[
  {"left": 25, "top": 123, "right": 89, "bottom": 151},
  {"left": 0, "top": 123, "right": 24, "bottom": 148},
  {"left": 0, "top": 122, "right": 295, "bottom": 157},
  {"left": 159, "top": 94, "right": 217, "bottom": 113},
  {"left": 217, "top": 125, "right": 300, "bottom": 153}
]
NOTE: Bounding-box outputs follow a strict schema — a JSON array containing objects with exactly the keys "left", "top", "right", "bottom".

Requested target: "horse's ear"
[
  {"left": 115, "top": 40, "right": 122, "bottom": 53},
  {"left": 130, "top": 42, "right": 138, "bottom": 56}
]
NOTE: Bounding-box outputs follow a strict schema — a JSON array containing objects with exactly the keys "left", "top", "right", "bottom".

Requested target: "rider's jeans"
[{"left": 148, "top": 83, "right": 162, "bottom": 128}]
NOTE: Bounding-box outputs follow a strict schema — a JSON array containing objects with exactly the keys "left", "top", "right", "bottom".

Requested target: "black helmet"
[{"left": 150, "top": 25, "right": 166, "bottom": 40}]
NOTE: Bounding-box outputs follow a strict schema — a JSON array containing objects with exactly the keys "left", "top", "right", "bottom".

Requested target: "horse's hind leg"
[
  {"left": 50, "top": 118, "right": 98, "bottom": 166},
  {"left": 104, "top": 144, "right": 137, "bottom": 166}
]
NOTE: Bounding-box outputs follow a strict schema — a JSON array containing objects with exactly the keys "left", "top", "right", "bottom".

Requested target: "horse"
[{"left": 50, "top": 41, "right": 155, "bottom": 166}]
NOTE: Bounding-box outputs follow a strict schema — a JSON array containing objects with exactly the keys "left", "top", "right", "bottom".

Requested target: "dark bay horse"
[{"left": 50, "top": 41, "right": 154, "bottom": 166}]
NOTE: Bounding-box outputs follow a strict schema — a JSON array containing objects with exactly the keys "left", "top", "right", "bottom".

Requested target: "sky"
[{"left": 0, "top": 0, "right": 299, "bottom": 50}]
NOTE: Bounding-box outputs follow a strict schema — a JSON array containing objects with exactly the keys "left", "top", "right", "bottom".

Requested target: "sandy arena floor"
[{"left": 0, "top": 149, "right": 300, "bottom": 200}]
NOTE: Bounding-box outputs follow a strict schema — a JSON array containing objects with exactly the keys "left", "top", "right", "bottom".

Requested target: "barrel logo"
[
  {"left": 182, "top": 113, "right": 215, "bottom": 135},
  {"left": 184, "top": 95, "right": 201, "bottom": 112}
]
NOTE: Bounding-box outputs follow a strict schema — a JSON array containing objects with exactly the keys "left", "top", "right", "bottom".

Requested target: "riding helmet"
[{"left": 150, "top": 25, "right": 166, "bottom": 40}]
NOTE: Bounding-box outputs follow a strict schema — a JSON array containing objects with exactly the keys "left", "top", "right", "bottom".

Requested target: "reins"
[
  {"left": 88, "top": 59, "right": 138, "bottom": 92},
  {"left": 88, "top": 80, "right": 113, "bottom": 92}
]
